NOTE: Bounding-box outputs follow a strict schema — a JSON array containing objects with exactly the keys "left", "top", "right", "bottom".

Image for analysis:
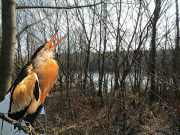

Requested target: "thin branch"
[
  {"left": 16, "top": 9, "right": 58, "bottom": 38},
  {"left": 16, "top": 2, "right": 103, "bottom": 9},
  {"left": 0, "top": 112, "right": 37, "bottom": 135},
  {"left": 14, "top": 62, "right": 23, "bottom": 69}
]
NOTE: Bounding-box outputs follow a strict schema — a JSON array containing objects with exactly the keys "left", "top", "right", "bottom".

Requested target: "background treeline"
[
  {"left": 14, "top": 49, "right": 174, "bottom": 76},
  {"left": 59, "top": 49, "right": 174, "bottom": 73}
]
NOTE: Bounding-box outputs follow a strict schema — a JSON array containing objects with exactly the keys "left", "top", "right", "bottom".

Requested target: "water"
[
  {"left": 0, "top": 94, "right": 12, "bottom": 135},
  {"left": 89, "top": 72, "right": 114, "bottom": 92},
  {"left": 88, "top": 72, "right": 148, "bottom": 91},
  {"left": 0, "top": 94, "right": 27, "bottom": 135}
]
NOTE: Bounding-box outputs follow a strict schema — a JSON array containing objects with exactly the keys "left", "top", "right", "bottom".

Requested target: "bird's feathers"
[
  {"left": 8, "top": 100, "right": 31, "bottom": 121},
  {"left": 35, "top": 59, "right": 58, "bottom": 102},
  {"left": 34, "top": 80, "right": 40, "bottom": 101},
  {"left": 31, "top": 44, "right": 45, "bottom": 60},
  {"left": 11, "top": 74, "right": 34, "bottom": 112},
  {"left": 7, "top": 63, "right": 31, "bottom": 94},
  {"left": 8, "top": 31, "right": 64, "bottom": 125},
  {"left": 8, "top": 64, "right": 41, "bottom": 121},
  {"left": 24, "top": 104, "right": 43, "bottom": 125}
]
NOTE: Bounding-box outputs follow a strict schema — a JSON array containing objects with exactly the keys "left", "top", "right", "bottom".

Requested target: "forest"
[{"left": 0, "top": 0, "right": 179, "bottom": 134}]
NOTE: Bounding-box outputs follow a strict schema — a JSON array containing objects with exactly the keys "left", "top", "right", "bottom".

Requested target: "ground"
[{"left": 34, "top": 90, "right": 179, "bottom": 135}]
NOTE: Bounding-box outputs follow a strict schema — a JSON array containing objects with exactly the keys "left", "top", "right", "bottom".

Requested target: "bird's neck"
[
  {"left": 33, "top": 58, "right": 59, "bottom": 102},
  {"left": 32, "top": 57, "right": 51, "bottom": 69}
]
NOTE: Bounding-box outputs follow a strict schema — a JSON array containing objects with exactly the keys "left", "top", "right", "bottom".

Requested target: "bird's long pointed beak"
[
  {"left": 51, "top": 34, "right": 67, "bottom": 49},
  {"left": 47, "top": 31, "right": 66, "bottom": 50}
]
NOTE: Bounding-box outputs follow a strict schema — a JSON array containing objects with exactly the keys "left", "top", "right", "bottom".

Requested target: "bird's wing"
[
  {"left": 24, "top": 104, "right": 43, "bottom": 125},
  {"left": 7, "top": 63, "right": 31, "bottom": 94},
  {"left": 8, "top": 63, "right": 40, "bottom": 120}
]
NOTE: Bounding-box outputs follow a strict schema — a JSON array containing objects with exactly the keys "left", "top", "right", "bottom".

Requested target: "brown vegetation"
[
  {"left": 34, "top": 88, "right": 179, "bottom": 135},
  {"left": 0, "top": 0, "right": 180, "bottom": 134}
]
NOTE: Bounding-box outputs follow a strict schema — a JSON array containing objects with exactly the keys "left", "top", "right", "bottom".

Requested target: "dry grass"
[{"left": 34, "top": 90, "right": 179, "bottom": 135}]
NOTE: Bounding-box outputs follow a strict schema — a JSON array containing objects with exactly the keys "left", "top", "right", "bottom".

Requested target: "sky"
[{"left": 0, "top": 0, "right": 179, "bottom": 53}]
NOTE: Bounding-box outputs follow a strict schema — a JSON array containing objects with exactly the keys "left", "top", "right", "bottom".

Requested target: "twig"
[
  {"left": 16, "top": 9, "right": 58, "bottom": 38},
  {"left": 16, "top": 2, "right": 103, "bottom": 37},
  {"left": 36, "top": 119, "right": 47, "bottom": 135},
  {"left": 16, "top": 2, "right": 103, "bottom": 9},
  {"left": 0, "top": 112, "right": 38, "bottom": 135},
  {"left": 127, "top": 113, "right": 153, "bottom": 135},
  {"left": 14, "top": 62, "right": 23, "bottom": 70}
]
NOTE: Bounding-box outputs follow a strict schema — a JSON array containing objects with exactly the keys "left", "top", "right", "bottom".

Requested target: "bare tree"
[
  {"left": 0, "top": 0, "right": 16, "bottom": 101},
  {"left": 97, "top": 0, "right": 107, "bottom": 102},
  {"left": 149, "top": 0, "right": 161, "bottom": 103},
  {"left": 173, "top": 0, "right": 180, "bottom": 88},
  {"left": 75, "top": 1, "right": 96, "bottom": 94},
  {"left": 114, "top": 0, "right": 121, "bottom": 93},
  {"left": 173, "top": 0, "right": 180, "bottom": 132}
]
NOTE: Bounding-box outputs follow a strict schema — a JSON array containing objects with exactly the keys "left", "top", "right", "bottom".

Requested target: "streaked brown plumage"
[{"left": 8, "top": 31, "right": 66, "bottom": 126}]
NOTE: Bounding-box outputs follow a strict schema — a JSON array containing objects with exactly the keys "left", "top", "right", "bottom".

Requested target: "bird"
[{"left": 8, "top": 31, "right": 66, "bottom": 127}]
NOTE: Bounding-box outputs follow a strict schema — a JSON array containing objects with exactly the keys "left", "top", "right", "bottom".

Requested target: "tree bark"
[
  {"left": 0, "top": 0, "right": 16, "bottom": 102},
  {"left": 114, "top": 1, "right": 121, "bottom": 92},
  {"left": 97, "top": 0, "right": 107, "bottom": 104},
  {"left": 173, "top": 0, "right": 180, "bottom": 88},
  {"left": 149, "top": 0, "right": 161, "bottom": 103},
  {"left": 174, "top": 0, "right": 180, "bottom": 133}
]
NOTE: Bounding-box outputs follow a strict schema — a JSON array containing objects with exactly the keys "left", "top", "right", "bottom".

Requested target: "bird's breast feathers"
[{"left": 33, "top": 59, "right": 58, "bottom": 102}]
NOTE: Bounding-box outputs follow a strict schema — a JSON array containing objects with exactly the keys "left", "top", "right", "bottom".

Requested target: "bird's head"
[{"left": 31, "top": 31, "right": 66, "bottom": 66}]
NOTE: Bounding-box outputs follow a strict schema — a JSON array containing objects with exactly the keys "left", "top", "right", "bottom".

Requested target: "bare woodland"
[{"left": 0, "top": 0, "right": 180, "bottom": 134}]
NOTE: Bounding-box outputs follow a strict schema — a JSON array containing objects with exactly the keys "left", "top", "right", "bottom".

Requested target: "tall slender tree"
[
  {"left": 0, "top": 0, "right": 16, "bottom": 102},
  {"left": 97, "top": 0, "right": 107, "bottom": 100},
  {"left": 173, "top": 0, "right": 180, "bottom": 88},
  {"left": 174, "top": 0, "right": 180, "bottom": 132},
  {"left": 149, "top": 0, "right": 161, "bottom": 103}
]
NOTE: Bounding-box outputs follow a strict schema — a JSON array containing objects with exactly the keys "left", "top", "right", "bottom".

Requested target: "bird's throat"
[{"left": 33, "top": 59, "right": 59, "bottom": 103}]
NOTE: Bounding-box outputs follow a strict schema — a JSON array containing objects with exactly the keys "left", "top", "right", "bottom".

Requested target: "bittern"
[{"left": 8, "top": 31, "right": 66, "bottom": 126}]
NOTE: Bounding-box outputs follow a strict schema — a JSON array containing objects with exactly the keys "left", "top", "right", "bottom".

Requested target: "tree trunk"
[
  {"left": 97, "top": 0, "right": 107, "bottom": 104},
  {"left": 98, "top": 0, "right": 103, "bottom": 98},
  {"left": 114, "top": 1, "right": 121, "bottom": 93},
  {"left": 98, "top": 1, "right": 107, "bottom": 97},
  {"left": 0, "top": 0, "right": 16, "bottom": 102},
  {"left": 149, "top": 0, "right": 161, "bottom": 104},
  {"left": 65, "top": 11, "right": 74, "bottom": 119},
  {"left": 173, "top": 0, "right": 180, "bottom": 88},
  {"left": 173, "top": 0, "right": 180, "bottom": 133}
]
